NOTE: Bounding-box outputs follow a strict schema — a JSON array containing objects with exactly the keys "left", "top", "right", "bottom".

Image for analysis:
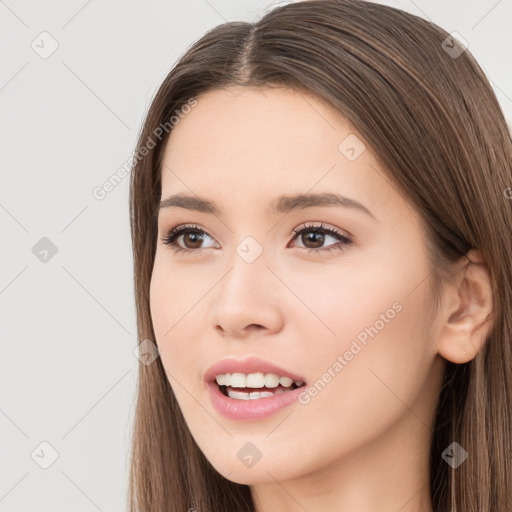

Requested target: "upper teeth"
[{"left": 215, "top": 372, "right": 304, "bottom": 388}]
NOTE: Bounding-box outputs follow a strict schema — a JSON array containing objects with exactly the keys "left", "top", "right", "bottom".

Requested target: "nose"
[{"left": 209, "top": 247, "right": 284, "bottom": 339}]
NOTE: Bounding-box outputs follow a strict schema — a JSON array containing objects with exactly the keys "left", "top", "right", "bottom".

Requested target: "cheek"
[
  {"left": 149, "top": 258, "right": 198, "bottom": 385},
  {"left": 281, "top": 257, "right": 435, "bottom": 430},
  {"left": 287, "top": 248, "right": 432, "bottom": 357},
  {"left": 280, "top": 257, "right": 410, "bottom": 352}
]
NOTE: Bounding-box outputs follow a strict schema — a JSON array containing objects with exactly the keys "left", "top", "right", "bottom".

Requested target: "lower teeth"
[{"left": 221, "top": 385, "right": 297, "bottom": 400}]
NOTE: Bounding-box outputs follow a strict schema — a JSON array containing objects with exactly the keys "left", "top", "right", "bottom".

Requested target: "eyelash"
[{"left": 160, "top": 222, "right": 352, "bottom": 256}]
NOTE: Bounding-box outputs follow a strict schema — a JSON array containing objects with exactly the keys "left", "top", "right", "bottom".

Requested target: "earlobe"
[{"left": 436, "top": 249, "right": 494, "bottom": 364}]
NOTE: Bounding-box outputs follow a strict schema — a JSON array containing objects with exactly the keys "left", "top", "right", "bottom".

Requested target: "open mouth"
[{"left": 217, "top": 380, "right": 305, "bottom": 400}]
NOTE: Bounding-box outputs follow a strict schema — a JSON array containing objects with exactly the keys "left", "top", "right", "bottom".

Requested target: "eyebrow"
[{"left": 159, "top": 192, "right": 376, "bottom": 220}]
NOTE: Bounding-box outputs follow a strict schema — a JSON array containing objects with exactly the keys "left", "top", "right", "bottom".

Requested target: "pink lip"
[
  {"left": 204, "top": 356, "right": 307, "bottom": 421},
  {"left": 207, "top": 381, "right": 305, "bottom": 421},
  {"left": 203, "top": 356, "right": 306, "bottom": 384}
]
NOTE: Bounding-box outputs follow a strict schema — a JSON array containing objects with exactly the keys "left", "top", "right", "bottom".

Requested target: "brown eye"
[
  {"left": 180, "top": 231, "right": 204, "bottom": 249},
  {"left": 289, "top": 223, "right": 353, "bottom": 253},
  {"left": 299, "top": 230, "right": 325, "bottom": 249},
  {"left": 161, "top": 224, "right": 217, "bottom": 254}
]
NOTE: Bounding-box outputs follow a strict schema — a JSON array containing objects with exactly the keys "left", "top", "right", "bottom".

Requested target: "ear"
[{"left": 436, "top": 249, "right": 494, "bottom": 364}]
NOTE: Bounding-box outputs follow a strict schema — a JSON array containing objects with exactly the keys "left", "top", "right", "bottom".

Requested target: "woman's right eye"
[{"left": 160, "top": 224, "right": 217, "bottom": 255}]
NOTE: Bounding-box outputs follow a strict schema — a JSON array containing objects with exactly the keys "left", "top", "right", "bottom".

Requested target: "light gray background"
[{"left": 1, "top": 1, "right": 511, "bottom": 510}]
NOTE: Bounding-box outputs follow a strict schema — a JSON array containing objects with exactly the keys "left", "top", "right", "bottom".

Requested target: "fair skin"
[{"left": 149, "top": 86, "right": 493, "bottom": 512}]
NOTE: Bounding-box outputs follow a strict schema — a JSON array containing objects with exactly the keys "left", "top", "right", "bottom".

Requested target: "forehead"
[
  {"left": 159, "top": 86, "right": 408, "bottom": 223},
  {"left": 162, "top": 86, "right": 354, "bottom": 169}
]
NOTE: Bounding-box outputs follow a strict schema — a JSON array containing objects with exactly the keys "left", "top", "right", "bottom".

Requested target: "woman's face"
[{"left": 150, "top": 86, "right": 445, "bottom": 488}]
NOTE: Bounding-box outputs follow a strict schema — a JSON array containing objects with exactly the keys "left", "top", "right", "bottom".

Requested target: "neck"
[{"left": 250, "top": 412, "right": 434, "bottom": 512}]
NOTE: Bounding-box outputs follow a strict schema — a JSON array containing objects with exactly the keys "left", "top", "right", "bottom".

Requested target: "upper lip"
[{"left": 204, "top": 356, "right": 306, "bottom": 384}]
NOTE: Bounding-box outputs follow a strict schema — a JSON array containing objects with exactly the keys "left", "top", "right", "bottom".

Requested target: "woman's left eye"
[
  {"left": 160, "top": 222, "right": 353, "bottom": 255},
  {"left": 289, "top": 223, "right": 353, "bottom": 253}
]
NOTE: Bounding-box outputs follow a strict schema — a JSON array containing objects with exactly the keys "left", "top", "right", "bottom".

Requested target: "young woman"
[{"left": 127, "top": 1, "right": 512, "bottom": 510}]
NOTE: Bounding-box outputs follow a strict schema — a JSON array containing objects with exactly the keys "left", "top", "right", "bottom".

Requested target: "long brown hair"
[{"left": 127, "top": 1, "right": 512, "bottom": 510}]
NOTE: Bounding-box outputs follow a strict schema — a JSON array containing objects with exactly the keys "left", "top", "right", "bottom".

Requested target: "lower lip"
[{"left": 207, "top": 381, "right": 304, "bottom": 421}]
